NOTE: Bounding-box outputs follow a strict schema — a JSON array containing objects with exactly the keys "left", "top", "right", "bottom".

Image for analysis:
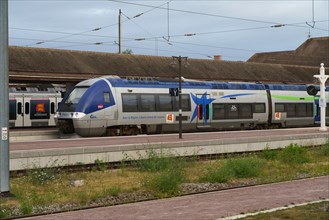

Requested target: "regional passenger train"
[
  {"left": 55, "top": 75, "right": 328, "bottom": 137},
  {"left": 9, "top": 84, "right": 62, "bottom": 128}
]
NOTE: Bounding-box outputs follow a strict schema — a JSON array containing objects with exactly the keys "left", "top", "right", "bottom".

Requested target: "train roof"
[{"left": 104, "top": 76, "right": 317, "bottom": 91}]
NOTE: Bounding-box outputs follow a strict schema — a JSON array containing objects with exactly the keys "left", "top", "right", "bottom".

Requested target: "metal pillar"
[
  {"left": 0, "top": 0, "right": 10, "bottom": 194},
  {"left": 172, "top": 56, "right": 188, "bottom": 139},
  {"left": 314, "top": 63, "right": 328, "bottom": 131},
  {"left": 118, "top": 9, "right": 122, "bottom": 54}
]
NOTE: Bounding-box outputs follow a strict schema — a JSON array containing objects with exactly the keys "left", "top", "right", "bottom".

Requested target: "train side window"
[
  {"left": 239, "top": 104, "right": 252, "bottom": 119},
  {"left": 296, "top": 103, "right": 307, "bottom": 117},
  {"left": 306, "top": 103, "right": 313, "bottom": 117},
  {"left": 173, "top": 94, "right": 191, "bottom": 111},
  {"left": 122, "top": 94, "right": 138, "bottom": 112},
  {"left": 275, "top": 103, "right": 285, "bottom": 112},
  {"left": 17, "top": 102, "right": 22, "bottom": 115},
  {"left": 140, "top": 94, "right": 155, "bottom": 112},
  {"left": 226, "top": 104, "right": 239, "bottom": 119},
  {"left": 25, "top": 102, "right": 30, "bottom": 115},
  {"left": 286, "top": 103, "right": 296, "bottom": 117},
  {"left": 157, "top": 95, "right": 173, "bottom": 111},
  {"left": 104, "top": 92, "right": 110, "bottom": 103},
  {"left": 51, "top": 102, "right": 55, "bottom": 114},
  {"left": 253, "top": 103, "right": 265, "bottom": 113},
  {"left": 212, "top": 103, "right": 225, "bottom": 119},
  {"left": 181, "top": 95, "right": 191, "bottom": 111}
]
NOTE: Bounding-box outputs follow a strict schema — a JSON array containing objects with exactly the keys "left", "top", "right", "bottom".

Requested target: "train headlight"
[
  {"left": 54, "top": 112, "right": 60, "bottom": 118},
  {"left": 72, "top": 112, "right": 86, "bottom": 119}
]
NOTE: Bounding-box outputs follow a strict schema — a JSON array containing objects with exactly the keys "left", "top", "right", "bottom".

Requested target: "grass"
[
  {"left": 0, "top": 143, "right": 328, "bottom": 218},
  {"left": 279, "top": 144, "right": 310, "bottom": 165},
  {"left": 242, "top": 201, "right": 329, "bottom": 220},
  {"left": 199, "top": 157, "right": 263, "bottom": 183}
]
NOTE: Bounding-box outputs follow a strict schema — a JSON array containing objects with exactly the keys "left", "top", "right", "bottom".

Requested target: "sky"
[{"left": 8, "top": 0, "right": 329, "bottom": 61}]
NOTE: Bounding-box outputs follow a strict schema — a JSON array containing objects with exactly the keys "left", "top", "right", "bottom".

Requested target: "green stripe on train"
[{"left": 271, "top": 95, "right": 315, "bottom": 101}]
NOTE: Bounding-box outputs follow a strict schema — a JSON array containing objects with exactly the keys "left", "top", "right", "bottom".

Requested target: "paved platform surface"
[{"left": 23, "top": 176, "right": 329, "bottom": 220}]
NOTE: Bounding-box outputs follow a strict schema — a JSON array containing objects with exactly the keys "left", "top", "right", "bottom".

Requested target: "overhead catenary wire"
[{"left": 8, "top": 1, "right": 329, "bottom": 60}]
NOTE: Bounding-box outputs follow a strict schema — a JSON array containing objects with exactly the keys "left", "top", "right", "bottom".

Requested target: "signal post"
[{"left": 314, "top": 63, "right": 328, "bottom": 131}]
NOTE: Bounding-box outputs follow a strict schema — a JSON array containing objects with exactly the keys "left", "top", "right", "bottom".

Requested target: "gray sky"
[{"left": 8, "top": 0, "right": 329, "bottom": 61}]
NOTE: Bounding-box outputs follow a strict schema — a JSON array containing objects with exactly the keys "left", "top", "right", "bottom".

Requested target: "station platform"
[{"left": 9, "top": 127, "right": 329, "bottom": 171}]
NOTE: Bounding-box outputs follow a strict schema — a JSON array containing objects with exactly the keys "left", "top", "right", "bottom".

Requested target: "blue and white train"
[{"left": 55, "top": 76, "right": 327, "bottom": 137}]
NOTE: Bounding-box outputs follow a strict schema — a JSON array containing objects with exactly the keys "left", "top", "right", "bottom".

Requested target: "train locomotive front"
[{"left": 55, "top": 77, "right": 116, "bottom": 137}]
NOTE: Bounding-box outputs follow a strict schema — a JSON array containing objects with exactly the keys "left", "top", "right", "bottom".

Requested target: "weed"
[
  {"left": 93, "top": 159, "right": 107, "bottom": 172},
  {"left": 103, "top": 186, "right": 122, "bottom": 197},
  {"left": 199, "top": 163, "right": 234, "bottom": 183},
  {"left": 27, "top": 167, "right": 60, "bottom": 185},
  {"left": 143, "top": 168, "right": 185, "bottom": 196},
  {"left": 20, "top": 203, "right": 33, "bottom": 215},
  {"left": 136, "top": 149, "right": 185, "bottom": 173},
  {"left": 321, "top": 142, "right": 329, "bottom": 156},
  {"left": 279, "top": 144, "right": 310, "bottom": 165},
  {"left": 226, "top": 157, "right": 263, "bottom": 178},
  {"left": 0, "top": 209, "right": 9, "bottom": 218},
  {"left": 119, "top": 152, "right": 130, "bottom": 176},
  {"left": 26, "top": 160, "right": 62, "bottom": 185},
  {"left": 260, "top": 146, "right": 278, "bottom": 160}
]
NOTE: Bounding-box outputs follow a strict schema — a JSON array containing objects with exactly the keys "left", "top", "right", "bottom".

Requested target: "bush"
[
  {"left": 226, "top": 157, "right": 263, "bottom": 178},
  {"left": 199, "top": 157, "right": 263, "bottom": 183},
  {"left": 143, "top": 168, "right": 185, "bottom": 196},
  {"left": 279, "top": 144, "right": 310, "bottom": 165},
  {"left": 199, "top": 164, "right": 233, "bottom": 183}
]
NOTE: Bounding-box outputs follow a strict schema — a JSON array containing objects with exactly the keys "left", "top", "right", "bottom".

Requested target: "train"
[
  {"left": 54, "top": 75, "right": 328, "bottom": 137},
  {"left": 9, "top": 84, "right": 62, "bottom": 128}
]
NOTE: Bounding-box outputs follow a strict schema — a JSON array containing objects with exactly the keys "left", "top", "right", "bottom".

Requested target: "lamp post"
[
  {"left": 314, "top": 63, "right": 328, "bottom": 131},
  {"left": 172, "top": 56, "right": 188, "bottom": 139}
]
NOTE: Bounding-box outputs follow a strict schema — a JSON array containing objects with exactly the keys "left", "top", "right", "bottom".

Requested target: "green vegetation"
[
  {"left": 242, "top": 201, "right": 329, "bottom": 220},
  {"left": 321, "top": 140, "right": 329, "bottom": 156},
  {"left": 0, "top": 143, "right": 328, "bottom": 218},
  {"left": 279, "top": 144, "right": 310, "bottom": 165},
  {"left": 199, "top": 157, "right": 263, "bottom": 183}
]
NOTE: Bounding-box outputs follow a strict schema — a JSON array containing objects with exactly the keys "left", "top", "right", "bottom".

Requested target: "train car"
[
  {"left": 266, "top": 84, "right": 316, "bottom": 128},
  {"left": 55, "top": 76, "right": 324, "bottom": 137},
  {"left": 9, "top": 84, "right": 62, "bottom": 128}
]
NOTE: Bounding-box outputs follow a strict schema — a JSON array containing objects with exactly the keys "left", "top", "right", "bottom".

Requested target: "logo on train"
[
  {"left": 190, "top": 92, "right": 215, "bottom": 124},
  {"left": 36, "top": 103, "right": 45, "bottom": 113}
]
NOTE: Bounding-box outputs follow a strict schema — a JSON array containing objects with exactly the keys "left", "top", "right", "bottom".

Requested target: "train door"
[
  {"left": 196, "top": 94, "right": 212, "bottom": 128},
  {"left": 23, "top": 97, "right": 32, "bottom": 127},
  {"left": 49, "top": 97, "right": 57, "bottom": 126},
  {"left": 14, "top": 97, "right": 24, "bottom": 127}
]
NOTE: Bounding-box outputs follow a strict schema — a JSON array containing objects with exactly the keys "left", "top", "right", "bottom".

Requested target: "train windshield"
[{"left": 60, "top": 86, "right": 89, "bottom": 112}]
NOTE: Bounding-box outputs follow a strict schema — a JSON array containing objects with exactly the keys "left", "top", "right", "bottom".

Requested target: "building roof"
[
  {"left": 247, "top": 37, "right": 329, "bottom": 67},
  {"left": 9, "top": 44, "right": 327, "bottom": 85}
]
